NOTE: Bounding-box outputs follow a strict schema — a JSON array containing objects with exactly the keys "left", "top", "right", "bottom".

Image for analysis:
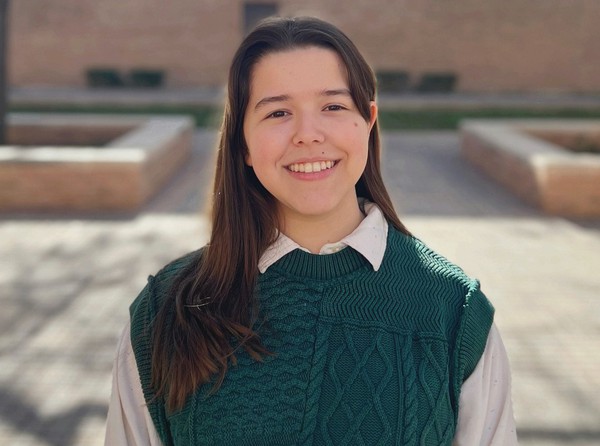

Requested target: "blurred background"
[{"left": 1, "top": 1, "right": 599, "bottom": 445}]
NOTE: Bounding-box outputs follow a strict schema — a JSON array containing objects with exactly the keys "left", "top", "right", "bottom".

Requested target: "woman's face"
[{"left": 243, "top": 46, "right": 377, "bottom": 228}]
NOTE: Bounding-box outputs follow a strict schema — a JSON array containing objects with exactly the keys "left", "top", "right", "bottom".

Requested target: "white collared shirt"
[
  {"left": 259, "top": 201, "right": 388, "bottom": 273},
  {"left": 105, "top": 204, "right": 517, "bottom": 445}
]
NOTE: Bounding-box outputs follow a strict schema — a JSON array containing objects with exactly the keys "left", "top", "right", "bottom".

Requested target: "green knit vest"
[{"left": 130, "top": 228, "right": 494, "bottom": 445}]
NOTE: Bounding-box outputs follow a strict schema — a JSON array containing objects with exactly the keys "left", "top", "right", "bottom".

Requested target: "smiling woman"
[
  {"left": 105, "top": 16, "right": 517, "bottom": 446},
  {"left": 243, "top": 47, "right": 376, "bottom": 251}
]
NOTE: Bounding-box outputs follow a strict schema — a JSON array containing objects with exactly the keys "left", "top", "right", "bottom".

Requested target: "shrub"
[
  {"left": 129, "top": 69, "right": 165, "bottom": 88},
  {"left": 376, "top": 70, "right": 410, "bottom": 93},
  {"left": 416, "top": 72, "right": 457, "bottom": 93},
  {"left": 86, "top": 68, "right": 124, "bottom": 88}
]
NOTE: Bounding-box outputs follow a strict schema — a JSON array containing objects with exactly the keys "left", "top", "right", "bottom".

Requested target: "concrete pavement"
[{"left": 1, "top": 129, "right": 599, "bottom": 445}]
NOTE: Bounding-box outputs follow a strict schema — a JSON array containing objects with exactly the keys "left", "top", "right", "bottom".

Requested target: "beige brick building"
[{"left": 7, "top": 0, "right": 600, "bottom": 93}]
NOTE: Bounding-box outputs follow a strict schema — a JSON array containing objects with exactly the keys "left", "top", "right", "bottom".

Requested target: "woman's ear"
[
  {"left": 368, "top": 101, "right": 378, "bottom": 131},
  {"left": 243, "top": 138, "right": 253, "bottom": 166}
]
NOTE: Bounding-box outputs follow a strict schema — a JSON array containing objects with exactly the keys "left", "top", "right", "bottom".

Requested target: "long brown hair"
[{"left": 151, "top": 16, "right": 410, "bottom": 412}]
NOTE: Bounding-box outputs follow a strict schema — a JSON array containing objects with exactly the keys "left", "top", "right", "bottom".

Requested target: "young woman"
[{"left": 106, "top": 16, "right": 517, "bottom": 445}]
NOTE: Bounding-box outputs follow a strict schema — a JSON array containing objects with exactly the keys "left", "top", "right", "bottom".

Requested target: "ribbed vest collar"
[{"left": 268, "top": 245, "right": 369, "bottom": 280}]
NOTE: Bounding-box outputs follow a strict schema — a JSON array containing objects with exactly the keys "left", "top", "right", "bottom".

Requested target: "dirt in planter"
[{"left": 525, "top": 130, "right": 600, "bottom": 154}]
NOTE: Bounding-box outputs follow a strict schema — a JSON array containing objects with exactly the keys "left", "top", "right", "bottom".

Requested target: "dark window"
[{"left": 244, "top": 3, "right": 278, "bottom": 34}]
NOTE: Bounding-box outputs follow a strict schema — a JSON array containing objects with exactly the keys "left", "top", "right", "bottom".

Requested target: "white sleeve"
[
  {"left": 105, "top": 322, "right": 163, "bottom": 446},
  {"left": 453, "top": 323, "right": 518, "bottom": 445}
]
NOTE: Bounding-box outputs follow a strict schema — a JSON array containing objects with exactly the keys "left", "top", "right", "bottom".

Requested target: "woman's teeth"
[{"left": 288, "top": 160, "right": 335, "bottom": 173}]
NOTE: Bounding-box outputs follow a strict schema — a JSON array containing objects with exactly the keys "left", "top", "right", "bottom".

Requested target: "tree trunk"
[{"left": 0, "top": 0, "right": 10, "bottom": 145}]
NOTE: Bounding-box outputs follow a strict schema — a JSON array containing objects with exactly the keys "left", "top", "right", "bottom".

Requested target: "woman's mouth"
[{"left": 287, "top": 160, "right": 337, "bottom": 173}]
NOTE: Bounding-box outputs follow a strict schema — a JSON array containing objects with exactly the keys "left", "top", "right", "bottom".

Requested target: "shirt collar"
[{"left": 258, "top": 201, "right": 388, "bottom": 273}]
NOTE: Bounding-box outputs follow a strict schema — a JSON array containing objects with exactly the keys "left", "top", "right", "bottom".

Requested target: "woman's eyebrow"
[
  {"left": 253, "top": 89, "right": 351, "bottom": 111},
  {"left": 254, "top": 94, "right": 290, "bottom": 111},
  {"left": 321, "top": 88, "right": 352, "bottom": 97}
]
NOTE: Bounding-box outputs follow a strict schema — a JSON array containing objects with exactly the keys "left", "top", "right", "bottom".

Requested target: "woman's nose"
[{"left": 292, "top": 113, "right": 325, "bottom": 146}]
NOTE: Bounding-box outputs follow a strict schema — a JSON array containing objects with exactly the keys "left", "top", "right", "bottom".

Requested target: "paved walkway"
[{"left": 1, "top": 129, "right": 599, "bottom": 445}]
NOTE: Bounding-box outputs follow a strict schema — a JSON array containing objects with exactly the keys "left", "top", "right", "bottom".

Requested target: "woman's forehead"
[{"left": 247, "top": 47, "right": 349, "bottom": 99}]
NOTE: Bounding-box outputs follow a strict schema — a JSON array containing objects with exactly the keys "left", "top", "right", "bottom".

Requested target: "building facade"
[{"left": 8, "top": 0, "right": 600, "bottom": 93}]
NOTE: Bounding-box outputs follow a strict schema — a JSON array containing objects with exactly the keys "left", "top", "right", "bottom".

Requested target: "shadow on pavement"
[{"left": 0, "top": 387, "right": 106, "bottom": 446}]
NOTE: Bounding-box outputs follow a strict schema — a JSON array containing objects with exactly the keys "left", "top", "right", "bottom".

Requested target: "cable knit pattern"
[{"left": 130, "top": 227, "right": 494, "bottom": 445}]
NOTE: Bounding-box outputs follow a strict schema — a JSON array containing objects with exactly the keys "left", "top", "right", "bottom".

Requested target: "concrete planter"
[
  {"left": 460, "top": 119, "right": 600, "bottom": 218},
  {"left": 0, "top": 113, "right": 194, "bottom": 212}
]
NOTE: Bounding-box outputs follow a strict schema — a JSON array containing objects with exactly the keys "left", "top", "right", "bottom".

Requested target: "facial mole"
[{"left": 354, "top": 122, "right": 358, "bottom": 127}]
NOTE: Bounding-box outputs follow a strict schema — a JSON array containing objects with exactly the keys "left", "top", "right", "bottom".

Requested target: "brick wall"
[{"left": 8, "top": 0, "right": 600, "bottom": 92}]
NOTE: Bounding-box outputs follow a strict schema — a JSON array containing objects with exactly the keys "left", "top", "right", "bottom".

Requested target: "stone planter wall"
[
  {"left": 0, "top": 114, "right": 194, "bottom": 212},
  {"left": 460, "top": 119, "right": 600, "bottom": 218}
]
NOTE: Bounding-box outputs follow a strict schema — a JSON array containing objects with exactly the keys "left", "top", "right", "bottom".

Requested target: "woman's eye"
[
  {"left": 267, "top": 110, "right": 287, "bottom": 119},
  {"left": 325, "top": 104, "right": 345, "bottom": 111}
]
